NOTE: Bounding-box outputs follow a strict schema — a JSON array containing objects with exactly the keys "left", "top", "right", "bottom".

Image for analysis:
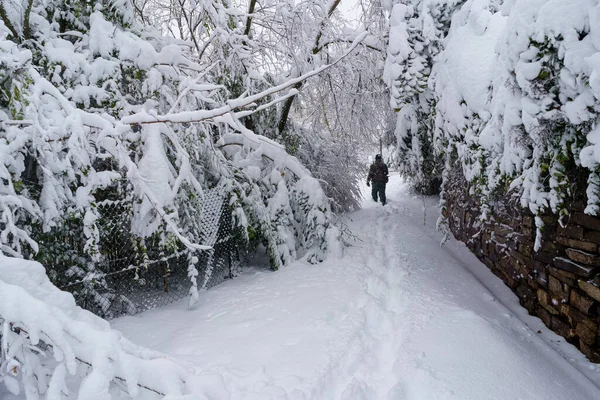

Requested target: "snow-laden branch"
[
  {"left": 314, "top": 37, "right": 384, "bottom": 53},
  {"left": 18, "top": 71, "right": 213, "bottom": 253},
  {"left": 136, "top": 173, "right": 212, "bottom": 251},
  {"left": 0, "top": 120, "right": 33, "bottom": 126},
  {"left": 214, "top": 112, "right": 342, "bottom": 267},
  {"left": 233, "top": 89, "right": 299, "bottom": 119},
  {"left": 120, "top": 31, "right": 368, "bottom": 126},
  {"left": 217, "top": 132, "right": 311, "bottom": 179}
]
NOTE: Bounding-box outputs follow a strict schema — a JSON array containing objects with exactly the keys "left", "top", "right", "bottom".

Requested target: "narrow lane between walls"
[{"left": 113, "top": 173, "right": 600, "bottom": 399}]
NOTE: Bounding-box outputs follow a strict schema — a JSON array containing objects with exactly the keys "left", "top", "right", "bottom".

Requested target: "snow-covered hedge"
[
  {"left": 383, "top": 0, "right": 465, "bottom": 194},
  {"left": 386, "top": 0, "right": 600, "bottom": 247}
]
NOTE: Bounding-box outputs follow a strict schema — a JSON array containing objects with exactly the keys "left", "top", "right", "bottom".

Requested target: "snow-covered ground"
[{"left": 111, "top": 172, "right": 600, "bottom": 399}]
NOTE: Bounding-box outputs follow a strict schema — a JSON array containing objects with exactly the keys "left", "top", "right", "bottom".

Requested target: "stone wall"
[{"left": 444, "top": 167, "right": 600, "bottom": 362}]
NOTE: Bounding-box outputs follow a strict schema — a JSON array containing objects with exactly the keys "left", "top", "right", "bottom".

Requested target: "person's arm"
[{"left": 367, "top": 165, "right": 374, "bottom": 186}]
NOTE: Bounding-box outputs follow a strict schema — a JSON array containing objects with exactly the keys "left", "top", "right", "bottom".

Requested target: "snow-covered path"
[{"left": 114, "top": 174, "right": 600, "bottom": 399}]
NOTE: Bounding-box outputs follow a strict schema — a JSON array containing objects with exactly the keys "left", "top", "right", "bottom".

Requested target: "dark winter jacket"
[{"left": 367, "top": 160, "right": 389, "bottom": 183}]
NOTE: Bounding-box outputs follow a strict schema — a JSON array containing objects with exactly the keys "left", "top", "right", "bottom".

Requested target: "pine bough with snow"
[{"left": 385, "top": 0, "right": 600, "bottom": 247}]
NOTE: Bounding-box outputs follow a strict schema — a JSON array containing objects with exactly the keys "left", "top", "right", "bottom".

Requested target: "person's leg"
[
  {"left": 380, "top": 184, "right": 386, "bottom": 205},
  {"left": 371, "top": 183, "right": 378, "bottom": 202}
]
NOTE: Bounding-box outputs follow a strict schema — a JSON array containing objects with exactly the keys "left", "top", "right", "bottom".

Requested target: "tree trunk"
[
  {"left": 277, "top": 0, "right": 342, "bottom": 135},
  {"left": 0, "top": 3, "right": 21, "bottom": 42},
  {"left": 244, "top": 0, "right": 257, "bottom": 37}
]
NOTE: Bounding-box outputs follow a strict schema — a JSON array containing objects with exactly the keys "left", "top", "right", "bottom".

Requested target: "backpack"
[{"left": 371, "top": 162, "right": 388, "bottom": 183}]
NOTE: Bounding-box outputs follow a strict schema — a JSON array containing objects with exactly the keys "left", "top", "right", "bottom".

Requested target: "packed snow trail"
[{"left": 113, "top": 173, "right": 600, "bottom": 399}]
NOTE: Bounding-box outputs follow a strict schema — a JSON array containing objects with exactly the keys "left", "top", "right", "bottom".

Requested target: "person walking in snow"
[{"left": 367, "top": 154, "right": 389, "bottom": 205}]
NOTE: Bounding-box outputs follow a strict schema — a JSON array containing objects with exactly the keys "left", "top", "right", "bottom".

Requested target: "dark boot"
[{"left": 379, "top": 184, "right": 387, "bottom": 205}]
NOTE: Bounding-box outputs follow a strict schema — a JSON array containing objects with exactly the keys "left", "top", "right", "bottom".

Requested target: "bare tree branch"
[
  {"left": 314, "top": 38, "right": 384, "bottom": 54},
  {"left": 122, "top": 32, "right": 368, "bottom": 126}
]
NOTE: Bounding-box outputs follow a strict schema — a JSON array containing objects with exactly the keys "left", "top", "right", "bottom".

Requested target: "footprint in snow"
[{"left": 206, "top": 310, "right": 229, "bottom": 321}]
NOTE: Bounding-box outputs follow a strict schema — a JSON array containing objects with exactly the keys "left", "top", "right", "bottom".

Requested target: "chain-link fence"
[{"left": 32, "top": 183, "right": 238, "bottom": 320}]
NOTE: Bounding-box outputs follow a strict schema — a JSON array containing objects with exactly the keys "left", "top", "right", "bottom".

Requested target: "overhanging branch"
[
  {"left": 121, "top": 31, "right": 368, "bottom": 126},
  {"left": 314, "top": 37, "right": 384, "bottom": 54}
]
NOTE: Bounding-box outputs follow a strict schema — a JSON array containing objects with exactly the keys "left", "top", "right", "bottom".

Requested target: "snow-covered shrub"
[
  {"left": 218, "top": 127, "right": 342, "bottom": 270},
  {"left": 0, "top": 255, "right": 208, "bottom": 399}
]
